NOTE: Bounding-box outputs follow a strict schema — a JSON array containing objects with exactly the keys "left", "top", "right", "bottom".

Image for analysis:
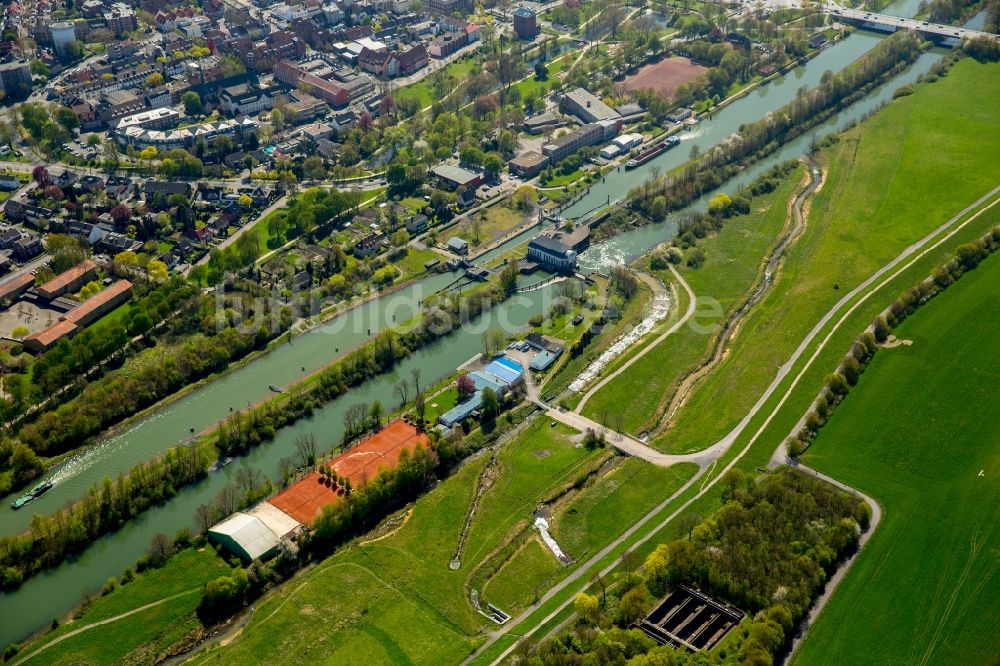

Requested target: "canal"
[{"left": 0, "top": 0, "right": 946, "bottom": 643}]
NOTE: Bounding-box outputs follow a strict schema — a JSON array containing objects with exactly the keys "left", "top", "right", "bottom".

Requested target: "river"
[{"left": 0, "top": 0, "right": 949, "bottom": 644}]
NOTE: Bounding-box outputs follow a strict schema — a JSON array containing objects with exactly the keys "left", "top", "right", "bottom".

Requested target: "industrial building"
[
  {"left": 509, "top": 151, "right": 549, "bottom": 178},
  {"left": 527, "top": 236, "right": 577, "bottom": 271},
  {"left": 560, "top": 88, "right": 621, "bottom": 124},
  {"left": 542, "top": 123, "right": 604, "bottom": 163},
  {"left": 432, "top": 164, "right": 483, "bottom": 191}
]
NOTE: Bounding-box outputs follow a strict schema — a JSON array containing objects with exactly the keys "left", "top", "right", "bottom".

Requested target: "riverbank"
[{"left": 0, "top": 0, "right": 942, "bottom": 645}]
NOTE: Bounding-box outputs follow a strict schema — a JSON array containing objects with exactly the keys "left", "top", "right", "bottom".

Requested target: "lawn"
[
  {"left": 796, "top": 249, "right": 1000, "bottom": 665},
  {"left": 16, "top": 547, "right": 233, "bottom": 665},
  {"left": 540, "top": 169, "right": 586, "bottom": 188},
  {"left": 454, "top": 205, "right": 528, "bottom": 247},
  {"left": 481, "top": 538, "right": 561, "bottom": 613},
  {"left": 394, "top": 247, "right": 441, "bottom": 279},
  {"left": 580, "top": 167, "right": 803, "bottom": 433},
  {"left": 461, "top": 421, "right": 596, "bottom": 570},
  {"left": 398, "top": 58, "right": 481, "bottom": 109},
  {"left": 549, "top": 459, "right": 698, "bottom": 561},
  {"left": 655, "top": 58, "right": 1000, "bottom": 453}
]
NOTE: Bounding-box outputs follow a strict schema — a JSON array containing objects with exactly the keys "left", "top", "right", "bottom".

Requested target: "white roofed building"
[{"left": 207, "top": 512, "right": 282, "bottom": 562}]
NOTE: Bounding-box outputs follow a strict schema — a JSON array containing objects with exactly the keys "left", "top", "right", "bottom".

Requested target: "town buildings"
[
  {"left": 513, "top": 7, "right": 539, "bottom": 40},
  {"left": 0, "top": 60, "right": 31, "bottom": 99}
]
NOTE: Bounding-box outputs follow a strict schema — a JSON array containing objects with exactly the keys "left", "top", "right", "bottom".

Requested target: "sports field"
[
  {"left": 190, "top": 419, "right": 605, "bottom": 665},
  {"left": 796, "top": 250, "right": 1000, "bottom": 664},
  {"left": 270, "top": 420, "right": 429, "bottom": 524},
  {"left": 623, "top": 56, "right": 707, "bottom": 98}
]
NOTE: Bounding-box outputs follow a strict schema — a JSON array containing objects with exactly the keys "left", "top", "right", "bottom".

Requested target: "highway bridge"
[{"left": 830, "top": 5, "right": 999, "bottom": 42}]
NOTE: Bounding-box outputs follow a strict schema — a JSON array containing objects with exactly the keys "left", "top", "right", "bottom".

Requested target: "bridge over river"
[{"left": 829, "top": 5, "right": 998, "bottom": 42}]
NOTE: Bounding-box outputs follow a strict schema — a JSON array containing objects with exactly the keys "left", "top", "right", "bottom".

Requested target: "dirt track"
[{"left": 624, "top": 57, "right": 707, "bottom": 98}]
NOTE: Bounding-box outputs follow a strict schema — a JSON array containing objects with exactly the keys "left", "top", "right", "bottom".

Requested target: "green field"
[
  {"left": 549, "top": 459, "right": 697, "bottom": 560},
  {"left": 398, "top": 59, "right": 481, "bottom": 109},
  {"left": 455, "top": 205, "right": 528, "bottom": 247},
  {"left": 580, "top": 167, "right": 804, "bottom": 433},
  {"left": 190, "top": 419, "right": 604, "bottom": 665},
  {"left": 16, "top": 548, "right": 233, "bottom": 665},
  {"left": 796, "top": 250, "right": 1000, "bottom": 664},
  {"left": 654, "top": 58, "right": 1000, "bottom": 453}
]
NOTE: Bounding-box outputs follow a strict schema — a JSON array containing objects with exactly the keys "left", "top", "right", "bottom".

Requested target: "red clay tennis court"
[
  {"left": 269, "top": 472, "right": 344, "bottom": 524},
  {"left": 269, "top": 420, "right": 430, "bottom": 524}
]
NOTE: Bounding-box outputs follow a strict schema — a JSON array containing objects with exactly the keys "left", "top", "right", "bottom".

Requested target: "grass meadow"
[
  {"left": 655, "top": 57, "right": 1000, "bottom": 453},
  {"left": 16, "top": 548, "right": 233, "bottom": 665},
  {"left": 796, "top": 250, "right": 1000, "bottom": 665},
  {"left": 580, "top": 166, "right": 804, "bottom": 433}
]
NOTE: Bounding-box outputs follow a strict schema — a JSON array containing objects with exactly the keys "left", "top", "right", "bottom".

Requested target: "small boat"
[
  {"left": 268, "top": 384, "right": 284, "bottom": 393},
  {"left": 11, "top": 480, "right": 53, "bottom": 510},
  {"left": 30, "top": 481, "right": 53, "bottom": 498},
  {"left": 207, "top": 457, "right": 233, "bottom": 473}
]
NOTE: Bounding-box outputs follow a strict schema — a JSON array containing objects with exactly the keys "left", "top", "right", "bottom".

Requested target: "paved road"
[
  {"left": 830, "top": 5, "right": 999, "bottom": 40},
  {"left": 189, "top": 194, "right": 289, "bottom": 270},
  {"left": 778, "top": 463, "right": 883, "bottom": 661},
  {"left": 472, "top": 183, "right": 1000, "bottom": 666}
]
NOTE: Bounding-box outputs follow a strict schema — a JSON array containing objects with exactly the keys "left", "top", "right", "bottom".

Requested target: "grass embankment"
[
  {"left": 579, "top": 167, "right": 804, "bottom": 432},
  {"left": 188, "top": 413, "right": 694, "bottom": 664},
  {"left": 465, "top": 58, "right": 1000, "bottom": 663},
  {"left": 14, "top": 548, "right": 232, "bottom": 665},
  {"left": 187, "top": 420, "right": 596, "bottom": 664},
  {"left": 794, "top": 251, "right": 1000, "bottom": 665},
  {"left": 653, "top": 57, "right": 1000, "bottom": 453}
]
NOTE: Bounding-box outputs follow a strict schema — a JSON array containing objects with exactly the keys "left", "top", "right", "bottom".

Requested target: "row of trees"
[
  {"left": 790, "top": 224, "right": 1000, "bottom": 455},
  {"left": 2, "top": 273, "right": 517, "bottom": 590},
  {"left": 630, "top": 31, "right": 925, "bottom": 219},
  {"left": 18, "top": 316, "right": 286, "bottom": 455}
]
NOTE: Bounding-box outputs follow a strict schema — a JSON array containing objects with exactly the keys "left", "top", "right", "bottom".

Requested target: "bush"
[
  {"left": 102, "top": 576, "right": 117, "bottom": 596},
  {"left": 686, "top": 248, "right": 706, "bottom": 268}
]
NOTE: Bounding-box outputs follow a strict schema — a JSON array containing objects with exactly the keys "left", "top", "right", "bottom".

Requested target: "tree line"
[
  {"left": 790, "top": 224, "right": 1000, "bottom": 455},
  {"left": 0, "top": 446, "right": 206, "bottom": 591},
  {"left": 0, "top": 280, "right": 516, "bottom": 588},
  {"left": 526, "top": 469, "right": 869, "bottom": 666}
]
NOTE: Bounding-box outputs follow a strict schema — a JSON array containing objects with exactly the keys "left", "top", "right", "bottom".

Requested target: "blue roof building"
[
  {"left": 439, "top": 391, "right": 482, "bottom": 427},
  {"left": 485, "top": 360, "right": 522, "bottom": 386},
  {"left": 529, "top": 349, "right": 558, "bottom": 371},
  {"left": 494, "top": 356, "right": 524, "bottom": 374},
  {"left": 470, "top": 371, "right": 505, "bottom": 394}
]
